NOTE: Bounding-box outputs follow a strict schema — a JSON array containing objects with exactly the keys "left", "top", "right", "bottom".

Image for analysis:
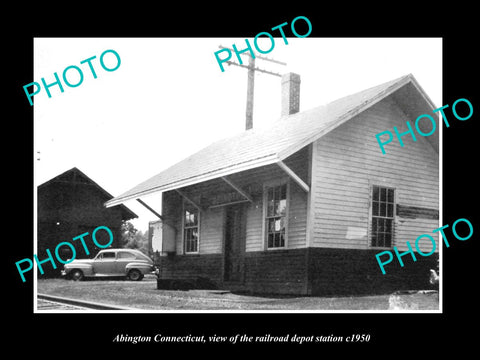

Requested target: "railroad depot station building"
[{"left": 107, "top": 73, "right": 439, "bottom": 295}]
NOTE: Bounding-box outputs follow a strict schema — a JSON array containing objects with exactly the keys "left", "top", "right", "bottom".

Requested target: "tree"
[
  {"left": 120, "top": 220, "right": 149, "bottom": 254},
  {"left": 121, "top": 220, "right": 137, "bottom": 248},
  {"left": 133, "top": 229, "right": 149, "bottom": 254}
]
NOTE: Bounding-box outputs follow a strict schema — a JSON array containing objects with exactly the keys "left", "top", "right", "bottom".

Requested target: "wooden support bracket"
[
  {"left": 277, "top": 160, "right": 310, "bottom": 192},
  {"left": 221, "top": 176, "right": 253, "bottom": 203}
]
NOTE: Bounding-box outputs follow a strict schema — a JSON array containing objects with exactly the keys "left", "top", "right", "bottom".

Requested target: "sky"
[{"left": 34, "top": 37, "right": 442, "bottom": 231}]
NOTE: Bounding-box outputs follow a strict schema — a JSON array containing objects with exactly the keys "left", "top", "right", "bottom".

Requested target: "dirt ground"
[{"left": 36, "top": 276, "right": 440, "bottom": 311}]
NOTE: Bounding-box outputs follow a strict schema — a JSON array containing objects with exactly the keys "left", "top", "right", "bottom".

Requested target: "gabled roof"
[
  {"left": 39, "top": 167, "right": 138, "bottom": 220},
  {"left": 106, "top": 74, "right": 438, "bottom": 208}
]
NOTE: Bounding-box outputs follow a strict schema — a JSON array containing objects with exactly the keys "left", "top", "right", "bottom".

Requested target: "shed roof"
[
  {"left": 106, "top": 74, "right": 438, "bottom": 207},
  {"left": 39, "top": 167, "right": 138, "bottom": 220}
]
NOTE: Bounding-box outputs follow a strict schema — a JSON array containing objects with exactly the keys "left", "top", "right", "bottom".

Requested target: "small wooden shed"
[
  {"left": 107, "top": 74, "right": 439, "bottom": 295},
  {"left": 38, "top": 167, "right": 137, "bottom": 276}
]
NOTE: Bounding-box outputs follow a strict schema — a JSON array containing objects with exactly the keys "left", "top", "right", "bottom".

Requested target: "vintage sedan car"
[{"left": 61, "top": 248, "right": 155, "bottom": 281}]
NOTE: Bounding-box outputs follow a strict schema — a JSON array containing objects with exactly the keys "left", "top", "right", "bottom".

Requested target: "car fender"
[
  {"left": 125, "top": 262, "right": 153, "bottom": 274},
  {"left": 65, "top": 263, "right": 94, "bottom": 276}
]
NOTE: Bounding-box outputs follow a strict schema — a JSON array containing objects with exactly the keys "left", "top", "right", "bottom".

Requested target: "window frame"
[
  {"left": 117, "top": 251, "right": 136, "bottom": 260},
  {"left": 95, "top": 251, "right": 116, "bottom": 260},
  {"left": 369, "top": 184, "right": 396, "bottom": 249},
  {"left": 182, "top": 200, "right": 200, "bottom": 254},
  {"left": 263, "top": 180, "right": 290, "bottom": 250}
]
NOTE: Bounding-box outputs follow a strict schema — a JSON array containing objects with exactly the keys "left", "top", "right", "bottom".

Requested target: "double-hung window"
[
  {"left": 265, "top": 183, "right": 288, "bottom": 248},
  {"left": 184, "top": 202, "right": 199, "bottom": 253},
  {"left": 370, "top": 185, "right": 395, "bottom": 248}
]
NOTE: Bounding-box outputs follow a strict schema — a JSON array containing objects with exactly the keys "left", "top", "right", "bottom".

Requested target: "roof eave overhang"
[{"left": 105, "top": 153, "right": 279, "bottom": 208}]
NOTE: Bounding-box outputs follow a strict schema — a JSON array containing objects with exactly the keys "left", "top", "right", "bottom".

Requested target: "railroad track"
[
  {"left": 37, "top": 298, "right": 87, "bottom": 310},
  {"left": 37, "top": 293, "right": 135, "bottom": 311}
]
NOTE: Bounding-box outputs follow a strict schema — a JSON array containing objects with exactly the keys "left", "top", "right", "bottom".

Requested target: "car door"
[
  {"left": 115, "top": 251, "right": 136, "bottom": 274},
  {"left": 93, "top": 251, "right": 117, "bottom": 275}
]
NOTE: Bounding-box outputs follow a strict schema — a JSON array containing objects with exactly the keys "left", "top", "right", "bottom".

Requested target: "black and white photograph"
[
  {"left": 33, "top": 37, "right": 442, "bottom": 313},
  {"left": 8, "top": 6, "right": 479, "bottom": 354}
]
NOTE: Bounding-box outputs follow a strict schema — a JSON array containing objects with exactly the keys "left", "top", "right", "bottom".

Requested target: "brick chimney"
[{"left": 281, "top": 73, "right": 301, "bottom": 116}]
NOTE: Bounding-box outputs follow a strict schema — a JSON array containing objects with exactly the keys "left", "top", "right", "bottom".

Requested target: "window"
[
  {"left": 97, "top": 251, "right": 116, "bottom": 260},
  {"left": 184, "top": 202, "right": 199, "bottom": 253},
  {"left": 265, "top": 183, "right": 287, "bottom": 248},
  {"left": 117, "top": 251, "right": 136, "bottom": 260},
  {"left": 370, "top": 185, "right": 395, "bottom": 248}
]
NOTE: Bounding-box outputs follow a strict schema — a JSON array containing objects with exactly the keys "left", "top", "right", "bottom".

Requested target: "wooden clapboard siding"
[
  {"left": 312, "top": 95, "right": 439, "bottom": 251},
  {"left": 394, "top": 217, "right": 440, "bottom": 252},
  {"left": 162, "top": 191, "right": 224, "bottom": 255},
  {"left": 283, "top": 145, "right": 309, "bottom": 182},
  {"left": 230, "top": 155, "right": 309, "bottom": 252},
  {"left": 164, "top": 154, "right": 310, "bottom": 254},
  {"left": 288, "top": 181, "right": 308, "bottom": 248},
  {"left": 161, "top": 190, "right": 183, "bottom": 253},
  {"left": 229, "top": 164, "right": 283, "bottom": 253},
  {"left": 199, "top": 207, "right": 224, "bottom": 254},
  {"left": 245, "top": 199, "right": 264, "bottom": 252},
  {"left": 283, "top": 146, "right": 309, "bottom": 249}
]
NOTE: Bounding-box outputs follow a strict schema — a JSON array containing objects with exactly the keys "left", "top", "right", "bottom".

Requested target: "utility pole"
[
  {"left": 218, "top": 45, "right": 286, "bottom": 130},
  {"left": 245, "top": 55, "right": 255, "bottom": 130}
]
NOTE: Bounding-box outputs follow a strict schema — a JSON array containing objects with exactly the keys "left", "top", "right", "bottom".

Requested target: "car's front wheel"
[
  {"left": 70, "top": 269, "right": 84, "bottom": 281},
  {"left": 127, "top": 269, "right": 143, "bottom": 281}
]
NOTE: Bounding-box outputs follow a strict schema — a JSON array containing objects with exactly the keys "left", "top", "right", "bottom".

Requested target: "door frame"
[{"left": 223, "top": 203, "right": 247, "bottom": 283}]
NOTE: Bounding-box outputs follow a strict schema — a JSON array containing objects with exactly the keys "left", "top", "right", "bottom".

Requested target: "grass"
[{"left": 36, "top": 277, "right": 439, "bottom": 311}]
